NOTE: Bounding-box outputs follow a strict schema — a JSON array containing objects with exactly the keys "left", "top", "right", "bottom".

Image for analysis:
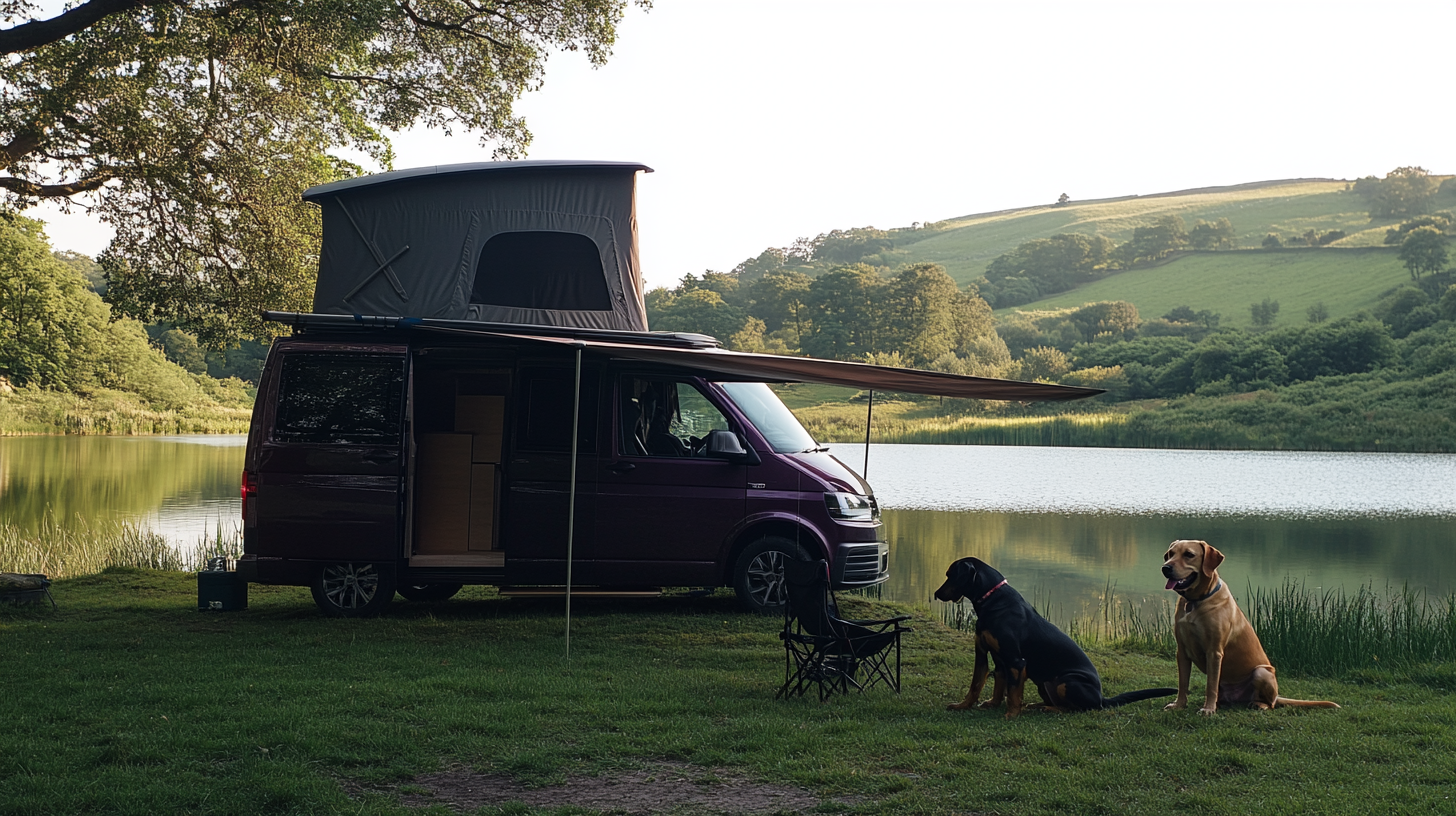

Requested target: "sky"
[{"left": 32, "top": 0, "right": 1456, "bottom": 291}]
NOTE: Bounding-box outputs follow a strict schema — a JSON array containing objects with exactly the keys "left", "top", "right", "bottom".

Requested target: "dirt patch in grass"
[{"left": 359, "top": 760, "right": 853, "bottom": 814}]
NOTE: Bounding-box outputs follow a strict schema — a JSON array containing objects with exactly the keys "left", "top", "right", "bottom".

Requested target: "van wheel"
[
  {"left": 311, "top": 562, "right": 396, "bottom": 617},
  {"left": 397, "top": 583, "right": 463, "bottom": 602},
  {"left": 733, "top": 536, "right": 810, "bottom": 614}
]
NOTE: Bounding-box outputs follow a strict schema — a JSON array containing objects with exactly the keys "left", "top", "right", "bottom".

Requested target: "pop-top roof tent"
[
  {"left": 289, "top": 159, "right": 1103, "bottom": 404},
  {"left": 304, "top": 160, "right": 651, "bottom": 332}
]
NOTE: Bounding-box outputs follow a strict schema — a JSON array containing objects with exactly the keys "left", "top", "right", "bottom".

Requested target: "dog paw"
[
  {"left": 946, "top": 702, "right": 971, "bottom": 711},
  {"left": 1198, "top": 706, "right": 1218, "bottom": 716},
  {"left": 1164, "top": 701, "right": 1186, "bottom": 711},
  {"left": 976, "top": 700, "right": 1000, "bottom": 710}
]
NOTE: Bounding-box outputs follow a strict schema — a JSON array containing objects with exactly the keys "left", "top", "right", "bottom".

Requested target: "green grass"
[
  {"left": 905, "top": 180, "right": 1402, "bottom": 286},
  {"left": 2, "top": 570, "right": 1452, "bottom": 814},
  {"left": 1009, "top": 247, "right": 1414, "bottom": 327}
]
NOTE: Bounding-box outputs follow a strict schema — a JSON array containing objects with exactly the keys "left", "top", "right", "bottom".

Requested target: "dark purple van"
[
  {"left": 234, "top": 161, "right": 1097, "bottom": 616},
  {"left": 238, "top": 328, "right": 895, "bottom": 615}
]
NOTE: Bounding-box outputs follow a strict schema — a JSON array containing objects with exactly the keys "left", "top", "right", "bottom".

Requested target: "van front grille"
[{"left": 837, "top": 543, "right": 888, "bottom": 585}]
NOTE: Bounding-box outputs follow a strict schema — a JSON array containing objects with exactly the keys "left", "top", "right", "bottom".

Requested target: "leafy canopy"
[{"left": 1, "top": 0, "right": 639, "bottom": 345}]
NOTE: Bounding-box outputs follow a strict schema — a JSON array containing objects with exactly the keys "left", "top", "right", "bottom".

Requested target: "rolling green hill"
[
  {"left": 1014, "top": 247, "right": 1412, "bottom": 328},
  {"left": 899, "top": 179, "right": 1400, "bottom": 286}
]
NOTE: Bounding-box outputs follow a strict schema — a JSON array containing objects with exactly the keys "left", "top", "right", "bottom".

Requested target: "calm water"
[
  {"left": 3, "top": 436, "right": 1453, "bottom": 611},
  {"left": 0, "top": 435, "right": 247, "bottom": 545},
  {"left": 839, "top": 443, "right": 1456, "bottom": 614}
]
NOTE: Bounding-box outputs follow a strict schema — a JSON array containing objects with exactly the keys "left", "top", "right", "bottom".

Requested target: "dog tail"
[
  {"left": 1274, "top": 697, "right": 1340, "bottom": 709},
  {"left": 1101, "top": 687, "right": 1178, "bottom": 708}
]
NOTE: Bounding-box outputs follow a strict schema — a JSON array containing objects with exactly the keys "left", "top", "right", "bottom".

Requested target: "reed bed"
[
  {"left": 0, "top": 389, "right": 251, "bottom": 436},
  {"left": 935, "top": 579, "right": 1456, "bottom": 679},
  {"left": 0, "top": 513, "right": 242, "bottom": 578}
]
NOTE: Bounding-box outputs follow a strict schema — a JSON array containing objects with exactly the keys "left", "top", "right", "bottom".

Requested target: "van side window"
[
  {"left": 273, "top": 355, "right": 405, "bottom": 445},
  {"left": 621, "top": 378, "right": 729, "bottom": 457},
  {"left": 517, "top": 369, "right": 599, "bottom": 452}
]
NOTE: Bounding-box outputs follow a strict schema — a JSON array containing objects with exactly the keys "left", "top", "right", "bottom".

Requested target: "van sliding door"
[{"left": 254, "top": 349, "right": 407, "bottom": 562}]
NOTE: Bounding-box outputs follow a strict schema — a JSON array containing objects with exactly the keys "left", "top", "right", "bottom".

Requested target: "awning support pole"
[
  {"left": 863, "top": 389, "right": 874, "bottom": 479},
  {"left": 564, "top": 343, "right": 583, "bottom": 658}
]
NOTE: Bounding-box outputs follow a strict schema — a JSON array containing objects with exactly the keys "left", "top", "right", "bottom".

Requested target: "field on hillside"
[
  {"left": 901, "top": 180, "right": 1406, "bottom": 285},
  {"left": 1007, "top": 247, "right": 1412, "bottom": 327}
]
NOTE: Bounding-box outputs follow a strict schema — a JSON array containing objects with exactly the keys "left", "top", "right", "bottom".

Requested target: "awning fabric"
[{"left": 421, "top": 326, "right": 1103, "bottom": 402}]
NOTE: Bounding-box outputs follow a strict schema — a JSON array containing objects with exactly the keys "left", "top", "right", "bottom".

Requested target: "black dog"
[{"left": 934, "top": 557, "right": 1175, "bottom": 718}]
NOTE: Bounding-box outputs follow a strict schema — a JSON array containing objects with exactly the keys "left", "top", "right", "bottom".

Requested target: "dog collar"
[
  {"left": 1185, "top": 580, "right": 1222, "bottom": 609},
  {"left": 976, "top": 579, "right": 1008, "bottom": 604}
]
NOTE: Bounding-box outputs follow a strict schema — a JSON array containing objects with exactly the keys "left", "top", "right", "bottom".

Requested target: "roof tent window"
[{"left": 471, "top": 230, "right": 613, "bottom": 311}]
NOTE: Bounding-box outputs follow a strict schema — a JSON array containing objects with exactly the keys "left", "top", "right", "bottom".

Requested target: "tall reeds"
[
  {"left": 1245, "top": 581, "right": 1456, "bottom": 676},
  {"left": 0, "top": 512, "right": 242, "bottom": 578},
  {"left": 935, "top": 579, "right": 1456, "bottom": 678}
]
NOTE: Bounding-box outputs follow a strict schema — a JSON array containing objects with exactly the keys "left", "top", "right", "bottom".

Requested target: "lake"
[{"left": 3, "top": 436, "right": 1453, "bottom": 612}]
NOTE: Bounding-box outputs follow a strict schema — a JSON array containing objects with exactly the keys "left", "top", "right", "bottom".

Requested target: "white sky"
[{"left": 31, "top": 0, "right": 1455, "bottom": 291}]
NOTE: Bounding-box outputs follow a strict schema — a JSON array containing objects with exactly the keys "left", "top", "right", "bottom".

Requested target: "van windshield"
[{"left": 717, "top": 382, "right": 821, "bottom": 453}]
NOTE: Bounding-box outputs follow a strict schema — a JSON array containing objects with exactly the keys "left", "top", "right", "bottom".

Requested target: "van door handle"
[{"left": 608, "top": 461, "right": 636, "bottom": 473}]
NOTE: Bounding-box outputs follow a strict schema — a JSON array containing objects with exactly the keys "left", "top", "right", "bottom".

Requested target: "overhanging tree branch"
[
  {"left": 0, "top": 173, "right": 115, "bottom": 197},
  {"left": 1, "top": 0, "right": 158, "bottom": 54}
]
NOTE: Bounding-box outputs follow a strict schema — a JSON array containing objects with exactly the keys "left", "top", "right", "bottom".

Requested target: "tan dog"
[{"left": 1161, "top": 540, "right": 1339, "bottom": 715}]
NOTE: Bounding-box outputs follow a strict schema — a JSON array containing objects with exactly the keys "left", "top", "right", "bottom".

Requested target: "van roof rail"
[{"left": 260, "top": 310, "right": 721, "bottom": 349}]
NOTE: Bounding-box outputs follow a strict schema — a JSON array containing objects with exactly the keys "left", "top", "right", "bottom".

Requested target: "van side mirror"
[{"left": 706, "top": 429, "right": 759, "bottom": 464}]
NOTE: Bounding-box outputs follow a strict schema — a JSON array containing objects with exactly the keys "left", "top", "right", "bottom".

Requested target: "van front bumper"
[{"left": 832, "top": 541, "right": 889, "bottom": 588}]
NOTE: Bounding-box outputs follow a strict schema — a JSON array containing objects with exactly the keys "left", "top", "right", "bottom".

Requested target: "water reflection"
[
  {"left": 0, "top": 435, "right": 245, "bottom": 544},
  {"left": 3, "top": 437, "right": 1452, "bottom": 608},
  {"left": 836, "top": 443, "right": 1456, "bottom": 613}
]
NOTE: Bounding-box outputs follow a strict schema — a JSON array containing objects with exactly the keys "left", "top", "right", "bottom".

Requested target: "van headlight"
[{"left": 825, "top": 491, "right": 879, "bottom": 521}]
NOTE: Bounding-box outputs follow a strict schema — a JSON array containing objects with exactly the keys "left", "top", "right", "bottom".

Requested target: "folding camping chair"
[{"left": 776, "top": 559, "right": 911, "bottom": 701}]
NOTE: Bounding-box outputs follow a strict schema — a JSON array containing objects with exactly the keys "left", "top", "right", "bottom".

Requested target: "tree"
[
  {"left": 801, "top": 264, "right": 885, "bottom": 360},
  {"left": 1017, "top": 346, "right": 1071, "bottom": 382},
  {"left": 1306, "top": 302, "right": 1329, "bottom": 323},
  {"left": 811, "top": 228, "right": 894, "bottom": 265},
  {"left": 648, "top": 289, "right": 749, "bottom": 342},
  {"left": 1384, "top": 213, "right": 1453, "bottom": 244},
  {"left": 1398, "top": 227, "right": 1448, "bottom": 279},
  {"left": 1, "top": 0, "right": 637, "bottom": 345},
  {"left": 1188, "top": 218, "right": 1235, "bottom": 250},
  {"left": 748, "top": 269, "right": 812, "bottom": 342},
  {"left": 0, "top": 213, "right": 109, "bottom": 388},
  {"left": 1261, "top": 234, "right": 1283, "bottom": 249},
  {"left": 1355, "top": 166, "right": 1440, "bottom": 219},
  {"left": 1250, "top": 298, "right": 1280, "bottom": 327},
  {"left": 880, "top": 263, "right": 960, "bottom": 367},
  {"left": 1122, "top": 215, "right": 1188, "bottom": 264},
  {"left": 1056, "top": 193, "right": 1070, "bottom": 206}
]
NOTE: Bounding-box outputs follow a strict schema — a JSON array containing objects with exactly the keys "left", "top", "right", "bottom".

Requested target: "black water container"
[{"left": 198, "top": 558, "right": 247, "bottom": 611}]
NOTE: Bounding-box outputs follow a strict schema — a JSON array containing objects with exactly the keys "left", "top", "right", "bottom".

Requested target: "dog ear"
[
  {"left": 950, "top": 558, "right": 978, "bottom": 582},
  {"left": 1201, "top": 542, "right": 1224, "bottom": 577}
]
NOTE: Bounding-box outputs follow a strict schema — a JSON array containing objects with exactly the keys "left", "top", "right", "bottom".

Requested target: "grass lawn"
[
  {"left": 3, "top": 568, "right": 1452, "bottom": 815},
  {"left": 1009, "top": 247, "right": 1414, "bottom": 328},
  {"left": 902, "top": 180, "right": 1402, "bottom": 286}
]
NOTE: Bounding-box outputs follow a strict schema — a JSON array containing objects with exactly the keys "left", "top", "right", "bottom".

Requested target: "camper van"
[{"left": 236, "top": 162, "right": 1097, "bottom": 616}]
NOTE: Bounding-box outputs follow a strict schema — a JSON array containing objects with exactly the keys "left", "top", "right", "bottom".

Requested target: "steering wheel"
[{"left": 689, "top": 435, "right": 707, "bottom": 456}]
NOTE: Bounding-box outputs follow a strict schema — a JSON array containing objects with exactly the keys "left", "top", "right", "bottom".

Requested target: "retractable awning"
[{"left": 417, "top": 326, "right": 1103, "bottom": 402}]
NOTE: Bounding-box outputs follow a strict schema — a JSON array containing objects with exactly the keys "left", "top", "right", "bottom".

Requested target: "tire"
[
  {"left": 733, "top": 536, "right": 810, "bottom": 614},
  {"left": 310, "top": 562, "right": 396, "bottom": 617},
  {"left": 396, "top": 582, "right": 463, "bottom": 602}
]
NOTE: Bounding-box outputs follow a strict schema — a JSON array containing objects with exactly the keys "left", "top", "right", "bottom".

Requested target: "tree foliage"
[
  {"left": 1188, "top": 217, "right": 1235, "bottom": 250},
  {"left": 1354, "top": 167, "right": 1440, "bottom": 219},
  {"left": 1, "top": 0, "right": 637, "bottom": 345},
  {"left": 0, "top": 210, "right": 246, "bottom": 407},
  {"left": 1397, "top": 227, "right": 1449, "bottom": 279}
]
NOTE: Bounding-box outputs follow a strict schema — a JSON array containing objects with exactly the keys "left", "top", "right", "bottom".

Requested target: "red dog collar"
[{"left": 977, "top": 579, "right": 1008, "bottom": 604}]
